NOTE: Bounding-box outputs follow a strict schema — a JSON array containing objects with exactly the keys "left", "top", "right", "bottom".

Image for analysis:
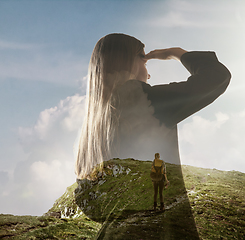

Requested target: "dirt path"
[{"left": 95, "top": 198, "right": 200, "bottom": 240}]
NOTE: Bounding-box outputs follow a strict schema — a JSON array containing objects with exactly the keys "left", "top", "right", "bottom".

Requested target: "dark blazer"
[
  {"left": 111, "top": 51, "right": 231, "bottom": 164},
  {"left": 76, "top": 51, "right": 231, "bottom": 239}
]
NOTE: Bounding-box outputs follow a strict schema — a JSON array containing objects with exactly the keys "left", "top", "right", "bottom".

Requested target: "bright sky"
[{"left": 0, "top": 0, "right": 244, "bottom": 216}]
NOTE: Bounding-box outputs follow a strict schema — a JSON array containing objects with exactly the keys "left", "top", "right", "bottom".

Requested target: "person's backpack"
[{"left": 150, "top": 160, "right": 165, "bottom": 182}]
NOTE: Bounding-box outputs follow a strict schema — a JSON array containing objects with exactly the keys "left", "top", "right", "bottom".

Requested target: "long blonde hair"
[{"left": 75, "top": 33, "right": 144, "bottom": 179}]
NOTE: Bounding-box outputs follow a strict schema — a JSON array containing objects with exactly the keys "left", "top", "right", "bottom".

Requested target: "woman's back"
[
  {"left": 75, "top": 33, "right": 231, "bottom": 239},
  {"left": 111, "top": 79, "right": 180, "bottom": 164}
]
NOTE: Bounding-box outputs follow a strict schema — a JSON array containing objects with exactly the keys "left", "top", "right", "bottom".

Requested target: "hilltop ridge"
[{"left": 0, "top": 159, "right": 244, "bottom": 239}]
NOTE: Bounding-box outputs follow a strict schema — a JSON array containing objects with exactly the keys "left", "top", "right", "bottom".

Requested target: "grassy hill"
[{"left": 0, "top": 158, "right": 244, "bottom": 239}]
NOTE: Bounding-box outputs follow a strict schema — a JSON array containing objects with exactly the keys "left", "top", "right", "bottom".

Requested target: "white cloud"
[
  {"left": 30, "top": 160, "right": 62, "bottom": 182},
  {"left": 148, "top": 11, "right": 199, "bottom": 28},
  {"left": 29, "top": 159, "right": 75, "bottom": 197},
  {"left": 0, "top": 94, "right": 87, "bottom": 215},
  {"left": 145, "top": 0, "right": 241, "bottom": 28},
  {"left": 179, "top": 111, "right": 245, "bottom": 173},
  {"left": 19, "top": 94, "right": 86, "bottom": 144}
]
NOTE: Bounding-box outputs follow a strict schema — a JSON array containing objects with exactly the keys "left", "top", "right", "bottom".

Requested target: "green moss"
[
  {"left": 0, "top": 214, "right": 101, "bottom": 239},
  {"left": 182, "top": 165, "right": 245, "bottom": 239},
  {"left": 1, "top": 159, "right": 244, "bottom": 239}
]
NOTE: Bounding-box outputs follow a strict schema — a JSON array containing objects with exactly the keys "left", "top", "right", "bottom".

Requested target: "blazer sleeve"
[{"left": 141, "top": 51, "right": 231, "bottom": 128}]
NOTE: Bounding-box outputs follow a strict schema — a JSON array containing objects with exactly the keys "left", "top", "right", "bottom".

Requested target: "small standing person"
[{"left": 151, "top": 153, "right": 169, "bottom": 211}]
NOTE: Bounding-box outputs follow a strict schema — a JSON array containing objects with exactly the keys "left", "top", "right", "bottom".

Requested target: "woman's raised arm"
[
  {"left": 145, "top": 47, "right": 188, "bottom": 61},
  {"left": 142, "top": 50, "right": 231, "bottom": 128}
]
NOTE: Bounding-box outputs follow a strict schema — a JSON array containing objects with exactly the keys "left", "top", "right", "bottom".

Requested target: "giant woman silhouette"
[{"left": 75, "top": 33, "right": 231, "bottom": 239}]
